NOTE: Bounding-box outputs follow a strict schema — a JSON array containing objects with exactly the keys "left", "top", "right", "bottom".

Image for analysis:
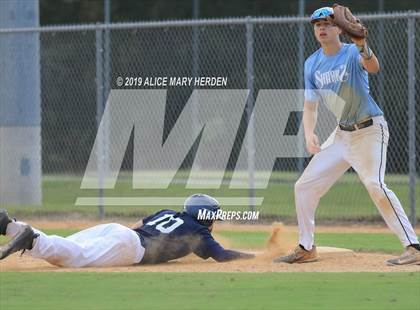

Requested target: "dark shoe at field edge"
[
  {"left": 0, "top": 209, "right": 12, "bottom": 235},
  {"left": 0, "top": 225, "right": 39, "bottom": 260}
]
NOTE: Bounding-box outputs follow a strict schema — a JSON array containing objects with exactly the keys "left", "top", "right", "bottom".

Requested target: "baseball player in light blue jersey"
[{"left": 274, "top": 7, "right": 419, "bottom": 265}]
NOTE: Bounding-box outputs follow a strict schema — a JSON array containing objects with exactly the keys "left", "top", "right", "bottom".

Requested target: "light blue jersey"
[{"left": 304, "top": 43, "right": 383, "bottom": 126}]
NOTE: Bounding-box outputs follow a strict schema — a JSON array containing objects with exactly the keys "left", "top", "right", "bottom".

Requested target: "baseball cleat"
[
  {"left": 0, "top": 209, "right": 12, "bottom": 235},
  {"left": 273, "top": 245, "right": 318, "bottom": 264},
  {"left": 387, "top": 246, "right": 420, "bottom": 266},
  {"left": 0, "top": 224, "right": 38, "bottom": 260}
]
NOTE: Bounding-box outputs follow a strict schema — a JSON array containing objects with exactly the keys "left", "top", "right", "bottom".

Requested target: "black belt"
[{"left": 339, "top": 119, "right": 373, "bottom": 132}]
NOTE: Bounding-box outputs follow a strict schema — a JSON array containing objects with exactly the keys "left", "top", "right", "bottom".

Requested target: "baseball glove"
[{"left": 328, "top": 3, "right": 368, "bottom": 39}]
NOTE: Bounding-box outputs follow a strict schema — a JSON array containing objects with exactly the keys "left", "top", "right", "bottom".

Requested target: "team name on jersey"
[{"left": 314, "top": 65, "right": 349, "bottom": 88}]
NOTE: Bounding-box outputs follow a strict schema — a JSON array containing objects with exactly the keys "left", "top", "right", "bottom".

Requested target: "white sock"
[{"left": 5, "top": 221, "right": 27, "bottom": 238}]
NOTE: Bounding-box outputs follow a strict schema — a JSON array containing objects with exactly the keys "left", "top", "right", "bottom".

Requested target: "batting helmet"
[{"left": 183, "top": 194, "right": 221, "bottom": 227}]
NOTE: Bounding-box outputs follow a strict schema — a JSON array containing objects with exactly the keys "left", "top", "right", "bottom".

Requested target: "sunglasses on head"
[{"left": 310, "top": 7, "right": 334, "bottom": 23}]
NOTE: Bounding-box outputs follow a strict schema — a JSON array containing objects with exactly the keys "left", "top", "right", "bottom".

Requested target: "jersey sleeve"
[
  {"left": 141, "top": 209, "right": 172, "bottom": 224},
  {"left": 304, "top": 59, "right": 320, "bottom": 102},
  {"left": 193, "top": 228, "right": 244, "bottom": 262},
  {"left": 141, "top": 214, "right": 154, "bottom": 225},
  {"left": 141, "top": 213, "right": 159, "bottom": 225}
]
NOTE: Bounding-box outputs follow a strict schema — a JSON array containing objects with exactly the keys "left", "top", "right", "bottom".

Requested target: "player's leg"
[
  {"left": 32, "top": 223, "right": 145, "bottom": 267},
  {"left": 350, "top": 120, "right": 419, "bottom": 249},
  {"left": 295, "top": 133, "right": 350, "bottom": 251},
  {"left": 3, "top": 219, "right": 94, "bottom": 266},
  {"left": 63, "top": 223, "right": 145, "bottom": 267},
  {"left": 2, "top": 218, "right": 144, "bottom": 267}
]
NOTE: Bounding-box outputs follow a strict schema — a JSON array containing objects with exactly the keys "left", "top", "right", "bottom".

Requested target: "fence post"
[
  {"left": 246, "top": 17, "right": 255, "bottom": 211},
  {"left": 407, "top": 16, "right": 416, "bottom": 225},
  {"left": 191, "top": 2, "right": 201, "bottom": 169},
  {"left": 95, "top": 28, "right": 105, "bottom": 220},
  {"left": 103, "top": 3, "right": 111, "bottom": 218},
  {"left": 0, "top": 1, "right": 42, "bottom": 206},
  {"left": 377, "top": 0, "right": 385, "bottom": 108},
  {"left": 297, "top": 0, "right": 305, "bottom": 174}
]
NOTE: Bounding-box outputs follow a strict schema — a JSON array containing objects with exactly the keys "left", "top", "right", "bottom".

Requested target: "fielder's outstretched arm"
[{"left": 352, "top": 37, "right": 380, "bottom": 73}]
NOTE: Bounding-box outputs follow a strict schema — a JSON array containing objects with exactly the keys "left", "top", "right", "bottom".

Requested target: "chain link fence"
[{"left": 0, "top": 12, "right": 418, "bottom": 222}]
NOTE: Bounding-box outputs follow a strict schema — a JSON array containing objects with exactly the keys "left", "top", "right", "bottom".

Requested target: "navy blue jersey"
[{"left": 133, "top": 210, "right": 243, "bottom": 264}]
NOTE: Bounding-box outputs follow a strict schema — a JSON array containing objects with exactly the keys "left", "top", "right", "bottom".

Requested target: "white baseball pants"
[
  {"left": 6, "top": 222, "right": 145, "bottom": 267},
  {"left": 296, "top": 116, "right": 419, "bottom": 250}
]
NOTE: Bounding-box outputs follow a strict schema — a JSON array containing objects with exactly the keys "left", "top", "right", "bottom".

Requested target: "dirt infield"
[
  {"left": 1, "top": 248, "right": 419, "bottom": 273},
  {"left": 1, "top": 220, "right": 419, "bottom": 273}
]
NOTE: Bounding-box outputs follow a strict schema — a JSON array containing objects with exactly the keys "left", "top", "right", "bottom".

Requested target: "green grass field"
[
  {"left": 4, "top": 173, "right": 419, "bottom": 222},
  {"left": 216, "top": 231, "right": 404, "bottom": 254},
  {"left": 1, "top": 272, "right": 419, "bottom": 310}
]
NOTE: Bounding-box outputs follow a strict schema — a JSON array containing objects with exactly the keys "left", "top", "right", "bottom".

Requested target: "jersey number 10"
[{"left": 146, "top": 214, "right": 184, "bottom": 233}]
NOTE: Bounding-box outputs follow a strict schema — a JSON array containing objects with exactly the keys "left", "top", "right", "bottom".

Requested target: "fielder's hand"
[
  {"left": 350, "top": 37, "right": 366, "bottom": 46},
  {"left": 306, "top": 133, "right": 321, "bottom": 154}
]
